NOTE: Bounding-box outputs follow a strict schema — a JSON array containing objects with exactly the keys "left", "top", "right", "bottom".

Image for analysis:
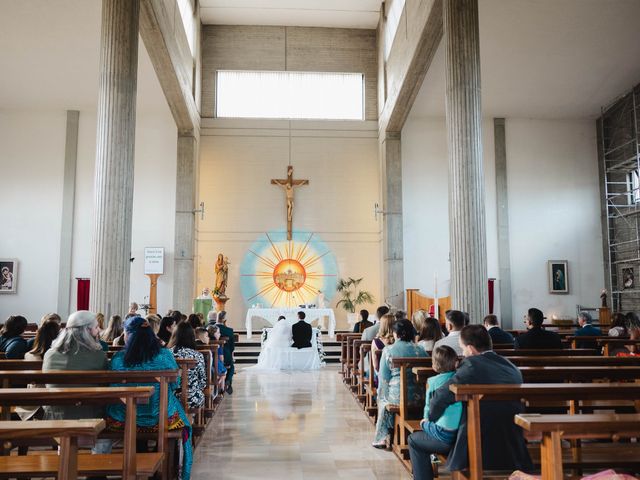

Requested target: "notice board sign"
[{"left": 144, "top": 247, "right": 164, "bottom": 275}]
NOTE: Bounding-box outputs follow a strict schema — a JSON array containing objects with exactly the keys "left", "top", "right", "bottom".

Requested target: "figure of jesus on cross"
[{"left": 271, "top": 165, "right": 309, "bottom": 240}]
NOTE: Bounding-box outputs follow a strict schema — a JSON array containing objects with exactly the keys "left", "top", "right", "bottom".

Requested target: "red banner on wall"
[{"left": 76, "top": 278, "right": 90, "bottom": 311}]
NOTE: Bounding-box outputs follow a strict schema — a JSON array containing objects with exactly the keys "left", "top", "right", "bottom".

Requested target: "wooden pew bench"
[
  {"left": 0, "top": 386, "right": 159, "bottom": 480},
  {"left": 357, "top": 343, "right": 371, "bottom": 411},
  {"left": 0, "top": 419, "right": 104, "bottom": 480},
  {"left": 338, "top": 333, "right": 361, "bottom": 379},
  {"left": 345, "top": 335, "right": 363, "bottom": 386},
  {"left": 598, "top": 338, "right": 640, "bottom": 356},
  {"left": 450, "top": 383, "right": 640, "bottom": 480},
  {"left": 495, "top": 348, "right": 599, "bottom": 357},
  {"left": 0, "top": 370, "right": 178, "bottom": 480},
  {"left": 349, "top": 339, "right": 368, "bottom": 401},
  {"left": 515, "top": 413, "right": 640, "bottom": 479}
]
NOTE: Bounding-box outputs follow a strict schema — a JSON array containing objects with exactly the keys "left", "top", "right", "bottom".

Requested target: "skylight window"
[{"left": 216, "top": 71, "right": 364, "bottom": 120}]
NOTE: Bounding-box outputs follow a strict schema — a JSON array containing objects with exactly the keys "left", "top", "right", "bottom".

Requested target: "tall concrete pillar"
[
  {"left": 443, "top": 0, "right": 487, "bottom": 322},
  {"left": 90, "top": 0, "right": 140, "bottom": 318},
  {"left": 173, "top": 133, "right": 199, "bottom": 312},
  {"left": 380, "top": 132, "right": 405, "bottom": 310}
]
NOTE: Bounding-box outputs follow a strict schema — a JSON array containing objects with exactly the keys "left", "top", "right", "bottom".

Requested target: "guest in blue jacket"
[{"left": 574, "top": 311, "right": 602, "bottom": 349}]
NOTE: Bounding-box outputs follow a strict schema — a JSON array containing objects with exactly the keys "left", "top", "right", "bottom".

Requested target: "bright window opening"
[{"left": 216, "top": 71, "right": 364, "bottom": 120}]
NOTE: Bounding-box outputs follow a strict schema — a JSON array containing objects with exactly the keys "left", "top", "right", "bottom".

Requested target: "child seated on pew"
[{"left": 419, "top": 345, "right": 462, "bottom": 445}]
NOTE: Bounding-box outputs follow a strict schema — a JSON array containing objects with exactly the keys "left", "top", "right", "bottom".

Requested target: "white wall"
[
  {"left": 506, "top": 118, "right": 603, "bottom": 322},
  {"left": 402, "top": 118, "right": 498, "bottom": 300},
  {"left": 0, "top": 111, "right": 66, "bottom": 322},
  {"left": 402, "top": 116, "right": 603, "bottom": 327},
  {"left": 0, "top": 108, "right": 177, "bottom": 324},
  {"left": 197, "top": 119, "right": 381, "bottom": 329},
  {"left": 70, "top": 111, "right": 178, "bottom": 317}
]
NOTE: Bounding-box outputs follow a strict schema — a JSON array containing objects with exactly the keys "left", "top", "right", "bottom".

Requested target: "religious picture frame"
[
  {"left": 548, "top": 260, "right": 569, "bottom": 294},
  {"left": 0, "top": 259, "right": 18, "bottom": 294},
  {"left": 621, "top": 266, "right": 634, "bottom": 290}
]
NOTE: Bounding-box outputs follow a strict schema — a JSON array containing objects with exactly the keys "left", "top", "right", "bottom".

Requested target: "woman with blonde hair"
[
  {"left": 412, "top": 310, "right": 428, "bottom": 341},
  {"left": 95, "top": 312, "right": 105, "bottom": 331},
  {"left": 371, "top": 313, "right": 396, "bottom": 372}
]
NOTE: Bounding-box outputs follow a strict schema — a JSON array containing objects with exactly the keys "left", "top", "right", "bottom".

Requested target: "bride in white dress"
[{"left": 251, "top": 315, "right": 322, "bottom": 371}]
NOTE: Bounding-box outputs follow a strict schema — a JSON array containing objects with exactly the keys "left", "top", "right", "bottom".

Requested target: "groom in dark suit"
[{"left": 291, "top": 311, "right": 312, "bottom": 349}]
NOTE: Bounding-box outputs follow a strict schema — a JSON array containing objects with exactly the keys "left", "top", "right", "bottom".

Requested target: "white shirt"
[{"left": 433, "top": 330, "right": 463, "bottom": 355}]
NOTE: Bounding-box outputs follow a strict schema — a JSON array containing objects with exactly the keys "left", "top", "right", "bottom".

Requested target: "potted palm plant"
[{"left": 336, "top": 277, "right": 374, "bottom": 327}]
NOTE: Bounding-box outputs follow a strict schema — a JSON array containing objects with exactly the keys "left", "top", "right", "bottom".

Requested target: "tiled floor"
[{"left": 192, "top": 365, "right": 412, "bottom": 479}]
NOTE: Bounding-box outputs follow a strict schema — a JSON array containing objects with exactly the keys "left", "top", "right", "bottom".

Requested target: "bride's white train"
[{"left": 248, "top": 316, "right": 324, "bottom": 371}]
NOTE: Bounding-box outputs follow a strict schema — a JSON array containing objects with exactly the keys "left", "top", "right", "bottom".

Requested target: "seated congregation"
[
  {"left": 0, "top": 305, "right": 237, "bottom": 480},
  {"left": 340, "top": 306, "right": 640, "bottom": 479}
]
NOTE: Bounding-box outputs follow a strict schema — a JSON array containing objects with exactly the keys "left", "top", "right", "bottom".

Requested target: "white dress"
[{"left": 251, "top": 319, "right": 322, "bottom": 371}]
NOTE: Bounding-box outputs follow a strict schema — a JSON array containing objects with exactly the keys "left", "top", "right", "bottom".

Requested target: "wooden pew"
[
  {"left": 495, "top": 348, "right": 598, "bottom": 357},
  {"left": 0, "top": 386, "right": 159, "bottom": 480},
  {"left": 345, "top": 335, "right": 363, "bottom": 386},
  {"left": 505, "top": 355, "right": 640, "bottom": 367},
  {"left": 0, "top": 419, "right": 104, "bottom": 480},
  {"left": 414, "top": 364, "right": 640, "bottom": 385},
  {"left": 515, "top": 413, "right": 640, "bottom": 479},
  {"left": 598, "top": 338, "right": 640, "bottom": 356},
  {"left": 363, "top": 346, "right": 380, "bottom": 422},
  {"left": 357, "top": 343, "right": 371, "bottom": 408},
  {"left": 337, "top": 333, "right": 360, "bottom": 378},
  {"left": 564, "top": 335, "right": 621, "bottom": 349},
  {"left": 0, "top": 370, "right": 178, "bottom": 480},
  {"left": 450, "top": 383, "right": 640, "bottom": 480},
  {"left": 349, "top": 339, "right": 368, "bottom": 398}
]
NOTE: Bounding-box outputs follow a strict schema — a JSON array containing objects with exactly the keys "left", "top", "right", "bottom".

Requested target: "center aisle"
[{"left": 192, "top": 366, "right": 412, "bottom": 479}]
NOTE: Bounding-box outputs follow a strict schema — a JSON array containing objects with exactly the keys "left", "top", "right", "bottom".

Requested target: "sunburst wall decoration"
[{"left": 240, "top": 230, "right": 338, "bottom": 308}]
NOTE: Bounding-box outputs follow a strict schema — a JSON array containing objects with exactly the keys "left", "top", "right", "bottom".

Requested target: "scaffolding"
[{"left": 599, "top": 84, "right": 640, "bottom": 312}]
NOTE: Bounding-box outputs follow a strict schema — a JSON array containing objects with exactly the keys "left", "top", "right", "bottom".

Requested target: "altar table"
[{"left": 245, "top": 308, "right": 336, "bottom": 339}]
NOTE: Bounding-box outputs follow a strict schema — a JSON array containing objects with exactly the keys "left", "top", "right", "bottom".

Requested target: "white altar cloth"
[{"left": 245, "top": 308, "right": 336, "bottom": 339}]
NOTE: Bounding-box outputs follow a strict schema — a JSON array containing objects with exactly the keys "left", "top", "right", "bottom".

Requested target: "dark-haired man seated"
[
  {"left": 292, "top": 311, "right": 312, "bottom": 349},
  {"left": 483, "top": 314, "right": 514, "bottom": 346},
  {"left": 408, "top": 325, "right": 533, "bottom": 480},
  {"left": 514, "top": 308, "right": 562, "bottom": 349}
]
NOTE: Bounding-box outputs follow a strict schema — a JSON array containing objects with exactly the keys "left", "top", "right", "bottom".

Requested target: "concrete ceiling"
[
  {"left": 409, "top": 0, "right": 640, "bottom": 120},
  {"left": 0, "top": 0, "right": 170, "bottom": 113},
  {"left": 200, "top": 0, "right": 382, "bottom": 29},
  {"left": 1, "top": 0, "right": 640, "bottom": 121}
]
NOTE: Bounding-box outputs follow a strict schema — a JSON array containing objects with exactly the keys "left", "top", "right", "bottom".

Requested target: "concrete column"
[
  {"left": 443, "top": 0, "right": 487, "bottom": 322},
  {"left": 380, "top": 132, "right": 405, "bottom": 310},
  {"left": 90, "top": 0, "right": 140, "bottom": 318},
  {"left": 57, "top": 110, "right": 79, "bottom": 319},
  {"left": 173, "top": 133, "right": 199, "bottom": 312},
  {"left": 494, "top": 118, "right": 513, "bottom": 328}
]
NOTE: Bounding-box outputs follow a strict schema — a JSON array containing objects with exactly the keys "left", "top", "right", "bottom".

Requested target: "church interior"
[{"left": 3, "top": 0, "right": 640, "bottom": 479}]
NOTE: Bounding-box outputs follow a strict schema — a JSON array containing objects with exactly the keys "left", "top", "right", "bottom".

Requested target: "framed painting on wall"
[
  {"left": 621, "top": 267, "right": 635, "bottom": 290},
  {"left": 548, "top": 260, "right": 569, "bottom": 294},
  {"left": 0, "top": 259, "right": 18, "bottom": 294}
]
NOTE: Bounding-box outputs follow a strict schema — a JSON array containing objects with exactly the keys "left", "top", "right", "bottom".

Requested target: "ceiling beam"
[
  {"left": 139, "top": 0, "right": 200, "bottom": 135},
  {"left": 379, "top": 0, "right": 442, "bottom": 133}
]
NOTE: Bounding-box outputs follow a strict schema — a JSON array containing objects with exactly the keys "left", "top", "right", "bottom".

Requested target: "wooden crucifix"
[{"left": 271, "top": 165, "right": 309, "bottom": 240}]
